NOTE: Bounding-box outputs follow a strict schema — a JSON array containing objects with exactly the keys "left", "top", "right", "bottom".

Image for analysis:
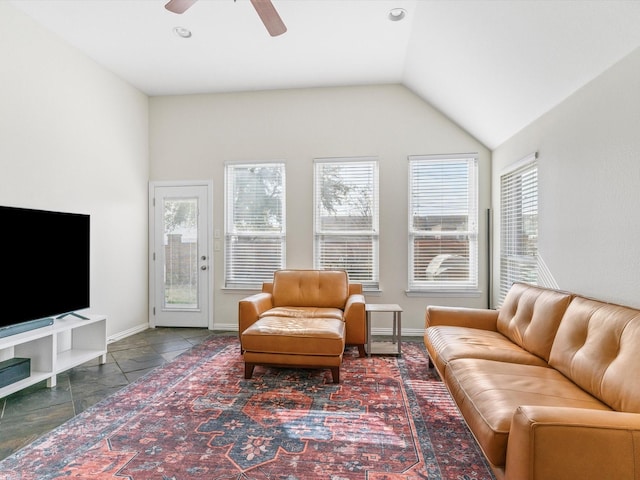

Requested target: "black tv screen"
[{"left": 0, "top": 206, "right": 90, "bottom": 332}]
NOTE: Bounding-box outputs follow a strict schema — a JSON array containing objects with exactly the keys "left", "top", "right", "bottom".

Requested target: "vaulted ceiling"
[{"left": 9, "top": 0, "right": 640, "bottom": 148}]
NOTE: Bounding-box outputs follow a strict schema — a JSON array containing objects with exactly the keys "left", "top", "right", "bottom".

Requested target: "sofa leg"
[
  {"left": 244, "top": 363, "right": 255, "bottom": 379},
  {"left": 330, "top": 367, "right": 340, "bottom": 383},
  {"left": 357, "top": 345, "right": 366, "bottom": 358}
]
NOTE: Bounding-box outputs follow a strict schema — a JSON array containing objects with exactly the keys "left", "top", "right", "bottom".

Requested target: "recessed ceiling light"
[
  {"left": 173, "top": 26, "right": 192, "bottom": 38},
  {"left": 388, "top": 8, "right": 406, "bottom": 21}
]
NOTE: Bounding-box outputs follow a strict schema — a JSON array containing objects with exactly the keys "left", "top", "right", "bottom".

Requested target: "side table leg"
[
  {"left": 397, "top": 312, "right": 402, "bottom": 355},
  {"left": 366, "top": 311, "right": 372, "bottom": 357},
  {"left": 392, "top": 315, "right": 397, "bottom": 345}
]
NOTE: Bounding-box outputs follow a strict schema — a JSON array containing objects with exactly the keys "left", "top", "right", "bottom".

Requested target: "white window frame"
[
  {"left": 313, "top": 157, "right": 379, "bottom": 290},
  {"left": 499, "top": 152, "right": 538, "bottom": 304},
  {"left": 408, "top": 154, "right": 479, "bottom": 293},
  {"left": 224, "top": 161, "right": 286, "bottom": 289}
]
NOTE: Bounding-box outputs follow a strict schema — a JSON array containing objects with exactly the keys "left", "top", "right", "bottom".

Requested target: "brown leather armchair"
[{"left": 238, "top": 269, "right": 367, "bottom": 382}]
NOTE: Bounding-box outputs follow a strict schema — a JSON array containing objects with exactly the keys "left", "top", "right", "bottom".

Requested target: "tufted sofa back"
[
  {"left": 271, "top": 269, "right": 349, "bottom": 309},
  {"left": 497, "top": 282, "right": 573, "bottom": 362},
  {"left": 549, "top": 296, "right": 640, "bottom": 413}
]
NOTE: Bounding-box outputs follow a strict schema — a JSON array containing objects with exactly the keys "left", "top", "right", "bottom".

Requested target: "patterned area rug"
[{"left": 0, "top": 336, "right": 495, "bottom": 480}]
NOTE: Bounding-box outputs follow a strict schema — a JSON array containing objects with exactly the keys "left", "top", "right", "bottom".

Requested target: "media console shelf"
[{"left": 0, "top": 315, "right": 106, "bottom": 399}]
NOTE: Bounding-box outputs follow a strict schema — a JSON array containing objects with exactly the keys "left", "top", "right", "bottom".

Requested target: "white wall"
[
  {"left": 492, "top": 47, "right": 640, "bottom": 308},
  {"left": 150, "top": 85, "right": 491, "bottom": 334},
  {"left": 0, "top": 3, "right": 150, "bottom": 338}
]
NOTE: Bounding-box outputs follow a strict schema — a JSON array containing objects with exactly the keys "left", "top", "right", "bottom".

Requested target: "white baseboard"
[
  {"left": 108, "top": 323, "right": 149, "bottom": 344},
  {"left": 212, "top": 323, "right": 239, "bottom": 332}
]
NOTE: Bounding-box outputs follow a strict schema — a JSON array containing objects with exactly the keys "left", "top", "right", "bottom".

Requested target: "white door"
[{"left": 149, "top": 182, "right": 212, "bottom": 328}]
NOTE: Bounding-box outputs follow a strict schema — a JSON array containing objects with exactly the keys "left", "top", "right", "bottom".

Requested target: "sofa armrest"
[
  {"left": 343, "top": 294, "right": 366, "bottom": 346},
  {"left": 506, "top": 405, "right": 640, "bottom": 480},
  {"left": 239, "top": 293, "right": 274, "bottom": 342},
  {"left": 425, "top": 305, "right": 498, "bottom": 331}
]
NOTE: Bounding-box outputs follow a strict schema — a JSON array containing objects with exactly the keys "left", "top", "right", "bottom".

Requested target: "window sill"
[
  {"left": 362, "top": 289, "right": 383, "bottom": 296},
  {"left": 405, "top": 289, "right": 482, "bottom": 298}
]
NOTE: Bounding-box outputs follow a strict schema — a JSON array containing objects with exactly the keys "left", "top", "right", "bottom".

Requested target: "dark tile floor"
[{"left": 0, "top": 327, "right": 226, "bottom": 461}]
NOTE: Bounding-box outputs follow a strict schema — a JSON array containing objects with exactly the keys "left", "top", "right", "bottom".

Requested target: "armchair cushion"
[
  {"left": 271, "top": 269, "right": 349, "bottom": 308},
  {"left": 263, "top": 306, "right": 344, "bottom": 320}
]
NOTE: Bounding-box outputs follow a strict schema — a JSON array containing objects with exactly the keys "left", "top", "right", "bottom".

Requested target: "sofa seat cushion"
[
  {"left": 425, "top": 326, "right": 549, "bottom": 374},
  {"left": 261, "top": 306, "right": 344, "bottom": 321},
  {"left": 445, "top": 358, "right": 611, "bottom": 467},
  {"left": 242, "top": 316, "right": 345, "bottom": 356}
]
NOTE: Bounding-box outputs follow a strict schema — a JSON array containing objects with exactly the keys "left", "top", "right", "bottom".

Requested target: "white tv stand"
[{"left": 0, "top": 314, "right": 107, "bottom": 399}]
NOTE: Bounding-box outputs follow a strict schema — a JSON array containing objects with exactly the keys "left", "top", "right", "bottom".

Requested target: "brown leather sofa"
[
  {"left": 239, "top": 269, "right": 366, "bottom": 382},
  {"left": 424, "top": 282, "right": 640, "bottom": 480}
]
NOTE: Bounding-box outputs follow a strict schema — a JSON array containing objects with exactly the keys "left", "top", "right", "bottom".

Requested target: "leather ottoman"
[{"left": 241, "top": 315, "right": 346, "bottom": 383}]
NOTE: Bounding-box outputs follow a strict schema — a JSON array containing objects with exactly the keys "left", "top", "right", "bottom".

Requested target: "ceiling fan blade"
[
  {"left": 250, "top": 0, "right": 287, "bottom": 37},
  {"left": 165, "top": 0, "right": 198, "bottom": 14}
]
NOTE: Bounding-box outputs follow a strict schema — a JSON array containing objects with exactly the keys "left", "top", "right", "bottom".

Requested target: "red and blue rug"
[{"left": 0, "top": 337, "right": 495, "bottom": 479}]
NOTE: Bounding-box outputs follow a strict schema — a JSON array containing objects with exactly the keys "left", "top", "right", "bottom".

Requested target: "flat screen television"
[{"left": 0, "top": 206, "right": 90, "bottom": 338}]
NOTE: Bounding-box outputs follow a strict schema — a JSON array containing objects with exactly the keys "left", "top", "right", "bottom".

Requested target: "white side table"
[{"left": 365, "top": 303, "right": 403, "bottom": 356}]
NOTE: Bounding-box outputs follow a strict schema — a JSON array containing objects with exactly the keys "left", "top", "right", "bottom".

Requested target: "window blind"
[
  {"left": 408, "top": 154, "right": 478, "bottom": 291},
  {"left": 224, "top": 162, "right": 285, "bottom": 288},
  {"left": 499, "top": 154, "right": 538, "bottom": 304},
  {"left": 313, "top": 157, "right": 379, "bottom": 288}
]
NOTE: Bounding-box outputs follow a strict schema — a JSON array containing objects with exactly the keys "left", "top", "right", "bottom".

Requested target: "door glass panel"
[{"left": 163, "top": 197, "right": 198, "bottom": 310}]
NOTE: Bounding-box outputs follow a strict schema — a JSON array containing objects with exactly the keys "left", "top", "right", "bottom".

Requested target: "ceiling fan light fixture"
[
  {"left": 388, "top": 8, "right": 406, "bottom": 21},
  {"left": 173, "top": 26, "right": 192, "bottom": 38}
]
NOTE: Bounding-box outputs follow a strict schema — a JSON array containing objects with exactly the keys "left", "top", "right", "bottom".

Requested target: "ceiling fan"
[{"left": 164, "top": 0, "right": 287, "bottom": 37}]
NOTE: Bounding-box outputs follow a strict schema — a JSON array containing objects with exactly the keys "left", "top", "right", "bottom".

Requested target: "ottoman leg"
[
  {"left": 330, "top": 367, "right": 340, "bottom": 384},
  {"left": 245, "top": 363, "right": 255, "bottom": 379}
]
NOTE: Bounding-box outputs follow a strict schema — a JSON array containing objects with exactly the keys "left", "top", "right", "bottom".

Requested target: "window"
[
  {"left": 408, "top": 154, "right": 478, "bottom": 292},
  {"left": 224, "top": 162, "right": 285, "bottom": 288},
  {"left": 314, "top": 157, "right": 379, "bottom": 289},
  {"left": 499, "top": 153, "right": 538, "bottom": 304}
]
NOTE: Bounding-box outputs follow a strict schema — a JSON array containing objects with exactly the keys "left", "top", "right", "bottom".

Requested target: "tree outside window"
[{"left": 225, "top": 163, "right": 285, "bottom": 288}]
